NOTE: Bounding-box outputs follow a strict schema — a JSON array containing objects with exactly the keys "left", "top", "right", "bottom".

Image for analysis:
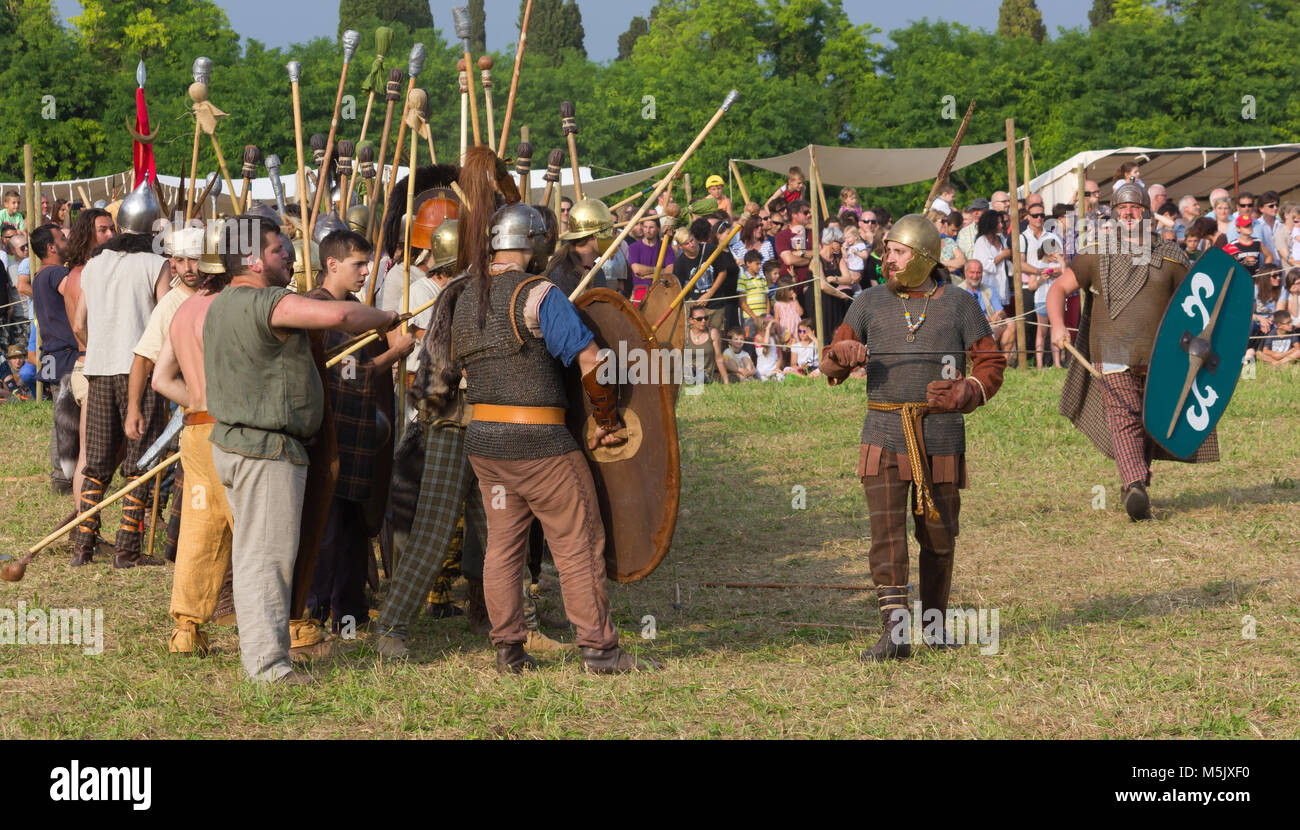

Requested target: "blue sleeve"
[
  {"left": 537, "top": 288, "right": 594, "bottom": 367},
  {"left": 27, "top": 325, "right": 36, "bottom": 351}
]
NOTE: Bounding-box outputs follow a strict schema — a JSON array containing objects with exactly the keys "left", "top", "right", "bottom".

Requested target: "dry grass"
[{"left": 1, "top": 365, "right": 1297, "bottom": 739}]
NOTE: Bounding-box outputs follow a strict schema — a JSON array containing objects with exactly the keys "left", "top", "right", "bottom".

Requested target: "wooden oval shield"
[
  {"left": 567, "top": 288, "right": 680, "bottom": 583},
  {"left": 638, "top": 272, "right": 685, "bottom": 353},
  {"left": 1144, "top": 248, "right": 1254, "bottom": 460}
]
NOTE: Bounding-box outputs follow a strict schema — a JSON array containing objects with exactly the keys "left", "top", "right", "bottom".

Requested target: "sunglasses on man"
[{"left": 1239, "top": 202, "right": 1254, "bottom": 209}]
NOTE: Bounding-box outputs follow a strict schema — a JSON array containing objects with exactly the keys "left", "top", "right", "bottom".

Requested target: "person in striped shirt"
[{"left": 737, "top": 249, "right": 769, "bottom": 339}]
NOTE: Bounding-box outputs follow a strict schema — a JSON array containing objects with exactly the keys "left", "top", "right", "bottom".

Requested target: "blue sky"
[{"left": 51, "top": 1, "right": 1092, "bottom": 61}]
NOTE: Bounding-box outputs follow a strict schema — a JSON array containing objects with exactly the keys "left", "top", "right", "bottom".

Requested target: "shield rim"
[{"left": 572, "top": 287, "right": 680, "bottom": 583}]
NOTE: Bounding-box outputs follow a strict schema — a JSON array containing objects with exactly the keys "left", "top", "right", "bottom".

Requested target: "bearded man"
[
  {"left": 1047, "top": 182, "right": 1210, "bottom": 521},
  {"left": 822, "top": 215, "right": 1007, "bottom": 661}
]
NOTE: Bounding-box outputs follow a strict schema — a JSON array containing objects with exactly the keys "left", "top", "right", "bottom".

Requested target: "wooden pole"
[
  {"left": 365, "top": 66, "right": 404, "bottom": 251},
  {"left": 289, "top": 63, "right": 314, "bottom": 290},
  {"left": 463, "top": 51, "right": 481, "bottom": 147},
  {"left": 561, "top": 102, "right": 583, "bottom": 202},
  {"left": 652, "top": 213, "right": 752, "bottom": 329},
  {"left": 206, "top": 134, "right": 240, "bottom": 218},
  {"left": 23, "top": 146, "right": 41, "bottom": 402},
  {"left": 809, "top": 146, "right": 826, "bottom": 358},
  {"left": 684, "top": 173, "right": 692, "bottom": 208},
  {"left": 728, "top": 159, "right": 751, "bottom": 207},
  {"left": 28, "top": 453, "right": 180, "bottom": 555},
  {"left": 399, "top": 111, "right": 417, "bottom": 410},
  {"left": 1075, "top": 163, "right": 1086, "bottom": 252},
  {"left": 458, "top": 60, "right": 469, "bottom": 163},
  {"left": 146, "top": 471, "right": 161, "bottom": 562},
  {"left": 1006, "top": 119, "right": 1026, "bottom": 360},
  {"left": 310, "top": 31, "right": 359, "bottom": 231},
  {"left": 497, "top": 0, "right": 533, "bottom": 153},
  {"left": 479, "top": 56, "right": 496, "bottom": 155},
  {"left": 1023, "top": 135, "right": 1031, "bottom": 205},
  {"left": 923, "top": 99, "right": 975, "bottom": 214},
  {"left": 569, "top": 90, "right": 740, "bottom": 300},
  {"left": 186, "top": 121, "right": 202, "bottom": 220}
]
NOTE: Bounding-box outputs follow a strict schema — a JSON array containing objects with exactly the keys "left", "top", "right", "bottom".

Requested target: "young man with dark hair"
[
  {"left": 1259, "top": 309, "right": 1300, "bottom": 365},
  {"left": 304, "top": 229, "right": 415, "bottom": 634},
  {"left": 203, "top": 217, "right": 405, "bottom": 683},
  {"left": 30, "top": 225, "right": 77, "bottom": 494}
]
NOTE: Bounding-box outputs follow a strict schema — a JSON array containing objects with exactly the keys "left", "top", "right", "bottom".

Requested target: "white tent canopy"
[
  {"left": 737, "top": 141, "right": 1007, "bottom": 189},
  {"left": 1025, "top": 143, "right": 1300, "bottom": 207}
]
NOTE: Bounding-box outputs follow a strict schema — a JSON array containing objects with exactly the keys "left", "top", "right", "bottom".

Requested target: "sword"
[{"left": 139, "top": 408, "right": 184, "bottom": 470}]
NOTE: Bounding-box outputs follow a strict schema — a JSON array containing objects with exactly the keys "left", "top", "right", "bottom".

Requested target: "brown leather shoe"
[
  {"left": 289, "top": 638, "right": 338, "bottom": 662},
  {"left": 371, "top": 634, "right": 409, "bottom": 659},
  {"left": 495, "top": 643, "right": 537, "bottom": 674},
  {"left": 579, "top": 646, "right": 661, "bottom": 674},
  {"left": 274, "top": 670, "right": 317, "bottom": 686},
  {"left": 70, "top": 542, "right": 95, "bottom": 567},
  {"left": 169, "top": 625, "right": 210, "bottom": 657},
  {"left": 113, "top": 551, "right": 166, "bottom": 569}
]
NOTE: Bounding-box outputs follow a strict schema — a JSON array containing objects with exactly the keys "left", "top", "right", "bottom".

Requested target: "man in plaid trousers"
[
  {"left": 822, "top": 215, "right": 1006, "bottom": 663},
  {"left": 1048, "top": 182, "right": 1214, "bottom": 522}
]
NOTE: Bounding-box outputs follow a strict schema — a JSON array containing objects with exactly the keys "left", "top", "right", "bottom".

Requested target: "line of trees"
[{"left": 3, "top": 0, "right": 1298, "bottom": 218}]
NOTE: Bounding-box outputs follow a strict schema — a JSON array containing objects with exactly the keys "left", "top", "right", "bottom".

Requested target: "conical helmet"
[
  {"left": 346, "top": 204, "right": 369, "bottom": 233},
  {"left": 118, "top": 180, "right": 162, "bottom": 235},
  {"left": 312, "top": 213, "right": 348, "bottom": 245}
]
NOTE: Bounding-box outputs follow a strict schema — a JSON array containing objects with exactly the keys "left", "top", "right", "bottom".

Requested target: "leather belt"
[
  {"left": 183, "top": 411, "right": 216, "bottom": 426},
  {"left": 472, "top": 404, "right": 565, "bottom": 425},
  {"left": 867, "top": 401, "right": 938, "bottom": 520}
]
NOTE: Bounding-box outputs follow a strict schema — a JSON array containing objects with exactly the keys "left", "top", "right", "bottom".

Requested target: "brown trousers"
[
  {"left": 862, "top": 448, "right": 961, "bottom": 615},
  {"left": 469, "top": 451, "right": 618, "bottom": 650}
]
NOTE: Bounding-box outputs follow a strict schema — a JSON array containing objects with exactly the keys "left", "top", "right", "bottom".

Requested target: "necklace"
[{"left": 898, "top": 279, "right": 937, "bottom": 342}]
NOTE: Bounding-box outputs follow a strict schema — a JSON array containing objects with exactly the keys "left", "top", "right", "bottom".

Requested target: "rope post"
[{"left": 1005, "top": 119, "right": 1026, "bottom": 361}]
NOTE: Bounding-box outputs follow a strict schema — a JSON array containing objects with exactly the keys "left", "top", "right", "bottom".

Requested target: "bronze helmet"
[
  {"left": 346, "top": 204, "right": 369, "bottom": 233},
  {"left": 883, "top": 214, "right": 942, "bottom": 288},
  {"left": 429, "top": 218, "right": 458, "bottom": 272},
  {"left": 559, "top": 197, "right": 615, "bottom": 254}
]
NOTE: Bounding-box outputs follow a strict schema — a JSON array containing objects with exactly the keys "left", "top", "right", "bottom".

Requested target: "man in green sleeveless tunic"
[{"left": 203, "top": 216, "right": 404, "bottom": 684}]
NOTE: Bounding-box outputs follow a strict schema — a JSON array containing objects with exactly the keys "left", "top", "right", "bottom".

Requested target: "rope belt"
[{"left": 867, "top": 400, "right": 939, "bottom": 521}]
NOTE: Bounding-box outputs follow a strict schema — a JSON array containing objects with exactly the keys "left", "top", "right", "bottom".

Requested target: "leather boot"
[
  {"left": 495, "top": 643, "right": 537, "bottom": 674},
  {"left": 169, "top": 624, "right": 210, "bottom": 657},
  {"left": 1122, "top": 482, "right": 1152, "bottom": 521},
  {"left": 579, "top": 645, "right": 661, "bottom": 674},
  {"left": 919, "top": 550, "right": 959, "bottom": 651},
  {"left": 70, "top": 537, "right": 95, "bottom": 567},
  {"left": 113, "top": 549, "right": 166, "bottom": 568},
  {"left": 860, "top": 586, "right": 911, "bottom": 662}
]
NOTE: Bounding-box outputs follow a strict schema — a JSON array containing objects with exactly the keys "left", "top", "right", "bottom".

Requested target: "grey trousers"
[{"left": 211, "top": 445, "right": 307, "bottom": 682}]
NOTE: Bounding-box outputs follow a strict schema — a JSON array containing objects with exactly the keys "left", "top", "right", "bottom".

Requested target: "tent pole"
[
  {"left": 1005, "top": 119, "right": 1027, "bottom": 362},
  {"left": 809, "top": 145, "right": 825, "bottom": 363}
]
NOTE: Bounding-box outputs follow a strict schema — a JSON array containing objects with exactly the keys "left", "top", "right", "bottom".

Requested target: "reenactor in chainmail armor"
[
  {"left": 822, "top": 214, "right": 1007, "bottom": 662},
  {"left": 1047, "top": 182, "right": 1210, "bottom": 521},
  {"left": 434, "top": 171, "right": 658, "bottom": 673}
]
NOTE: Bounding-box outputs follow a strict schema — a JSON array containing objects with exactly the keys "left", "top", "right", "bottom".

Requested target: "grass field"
[{"left": 1, "top": 365, "right": 1298, "bottom": 739}]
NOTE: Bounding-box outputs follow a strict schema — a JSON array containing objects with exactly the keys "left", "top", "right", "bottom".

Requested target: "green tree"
[
  {"left": 617, "top": 15, "right": 649, "bottom": 60},
  {"left": 1113, "top": 0, "right": 1163, "bottom": 24},
  {"left": 338, "top": 0, "right": 433, "bottom": 39},
  {"left": 998, "top": 0, "right": 1046, "bottom": 42},
  {"left": 1089, "top": 0, "right": 1116, "bottom": 27},
  {"left": 470, "top": 0, "right": 486, "bottom": 53},
  {"left": 526, "top": 0, "right": 586, "bottom": 65}
]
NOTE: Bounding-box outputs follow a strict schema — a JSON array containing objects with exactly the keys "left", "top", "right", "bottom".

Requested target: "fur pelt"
[{"left": 53, "top": 383, "right": 80, "bottom": 482}]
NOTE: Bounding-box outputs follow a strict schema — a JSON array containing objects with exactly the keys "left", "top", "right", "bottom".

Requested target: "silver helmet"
[
  {"left": 1111, "top": 181, "right": 1150, "bottom": 210},
  {"left": 117, "top": 180, "right": 163, "bottom": 236},
  {"left": 312, "top": 213, "right": 349, "bottom": 245},
  {"left": 489, "top": 202, "right": 550, "bottom": 270},
  {"left": 246, "top": 203, "right": 282, "bottom": 228}
]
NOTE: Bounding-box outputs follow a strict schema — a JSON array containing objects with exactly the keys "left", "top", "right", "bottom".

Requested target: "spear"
[
  {"left": 344, "top": 26, "right": 391, "bottom": 211},
  {"left": 541, "top": 148, "right": 564, "bottom": 213},
  {"left": 398, "top": 88, "right": 425, "bottom": 405},
  {"left": 458, "top": 58, "right": 469, "bottom": 162},
  {"left": 452, "top": 7, "right": 481, "bottom": 147},
  {"left": 364, "top": 66, "right": 405, "bottom": 246},
  {"left": 515, "top": 140, "right": 533, "bottom": 204},
  {"left": 309, "top": 29, "right": 360, "bottom": 232},
  {"left": 479, "top": 55, "right": 497, "bottom": 154},
  {"left": 335, "top": 139, "right": 354, "bottom": 217},
  {"left": 371, "top": 44, "right": 426, "bottom": 303},
  {"left": 560, "top": 101, "right": 583, "bottom": 202},
  {"left": 265, "top": 154, "right": 289, "bottom": 223},
  {"left": 652, "top": 210, "right": 752, "bottom": 329},
  {"left": 239, "top": 144, "right": 259, "bottom": 213},
  {"left": 497, "top": 0, "right": 533, "bottom": 152},
  {"left": 185, "top": 57, "right": 211, "bottom": 220},
  {"left": 288, "top": 60, "right": 314, "bottom": 289},
  {"left": 923, "top": 99, "right": 975, "bottom": 214},
  {"left": 570, "top": 90, "right": 741, "bottom": 300}
]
